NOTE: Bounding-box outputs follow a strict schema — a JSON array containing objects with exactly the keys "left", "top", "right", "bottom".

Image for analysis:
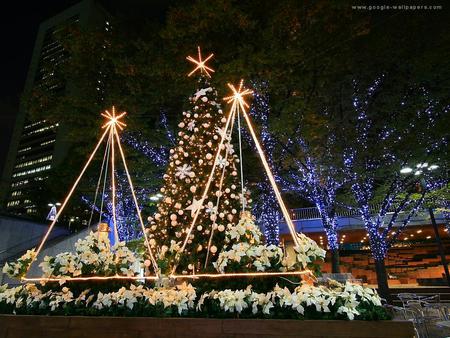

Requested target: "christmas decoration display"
[
  {"left": 83, "top": 123, "right": 172, "bottom": 242},
  {"left": 214, "top": 211, "right": 325, "bottom": 274},
  {"left": 147, "top": 47, "right": 243, "bottom": 274},
  {"left": 0, "top": 48, "right": 391, "bottom": 323},
  {"left": 0, "top": 280, "right": 388, "bottom": 320},
  {"left": 145, "top": 48, "right": 322, "bottom": 280},
  {"left": 15, "top": 107, "right": 160, "bottom": 282}
]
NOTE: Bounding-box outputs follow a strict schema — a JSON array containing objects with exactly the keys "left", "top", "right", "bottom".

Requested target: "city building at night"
[{"left": 1, "top": 0, "right": 108, "bottom": 216}]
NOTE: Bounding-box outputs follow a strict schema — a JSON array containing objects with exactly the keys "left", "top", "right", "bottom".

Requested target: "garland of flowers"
[
  {"left": 3, "top": 232, "right": 138, "bottom": 283},
  {"left": 0, "top": 281, "right": 389, "bottom": 320},
  {"left": 214, "top": 215, "right": 326, "bottom": 273},
  {"left": 2, "top": 249, "right": 36, "bottom": 279}
]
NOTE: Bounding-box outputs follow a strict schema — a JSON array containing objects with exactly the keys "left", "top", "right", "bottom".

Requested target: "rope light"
[
  {"left": 22, "top": 270, "right": 314, "bottom": 284},
  {"left": 23, "top": 107, "right": 160, "bottom": 279},
  {"left": 24, "top": 126, "right": 111, "bottom": 277}
]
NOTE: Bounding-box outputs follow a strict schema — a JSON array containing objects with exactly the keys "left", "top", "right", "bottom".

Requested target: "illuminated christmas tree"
[{"left": 147, "top": 48, "right": 242, "bottom": 274}]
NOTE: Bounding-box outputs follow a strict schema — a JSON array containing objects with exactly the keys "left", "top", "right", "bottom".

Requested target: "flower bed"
[{"left": 0, "top": 281, "right": 389, "bottom": 320}]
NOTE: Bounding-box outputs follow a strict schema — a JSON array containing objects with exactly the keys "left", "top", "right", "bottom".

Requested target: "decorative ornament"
[
  {"left": 193, "top": 87, "right": 213, "bottom": 101},
  {"left": 186, "top": 46, "right": 215, "bottom": 78},
  {"left": 187, "top": 121, "right": 196, "bottom": 131},
  {"left": 175, "top": 164, "right": 193, "bottom": 179},
  {"left": 185, "top": 197, "right": 204, "bottom": 217}
]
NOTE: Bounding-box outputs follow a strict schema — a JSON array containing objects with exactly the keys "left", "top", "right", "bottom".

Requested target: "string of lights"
[{"left": 343, "top": 78, "right": 447, "bottom": 262}]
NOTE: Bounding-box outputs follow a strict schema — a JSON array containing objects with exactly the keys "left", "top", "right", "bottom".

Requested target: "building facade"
[{"left": 1, "top": 0, "right": 108, "bottom": 217}]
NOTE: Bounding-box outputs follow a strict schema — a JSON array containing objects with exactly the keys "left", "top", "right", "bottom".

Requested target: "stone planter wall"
[{"left": 0, "top": 315, "right": 414, "bottom": 338}]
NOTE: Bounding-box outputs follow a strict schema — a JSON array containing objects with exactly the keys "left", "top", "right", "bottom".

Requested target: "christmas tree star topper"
[
  {"left": 186, "top": 46, "right": 215, "bottom": 77},
  {"left": 224, "top": 80, "right": 253, "bottom": 113},
  {"left": 101, "top": 106, "right": 127, "bottom": 130}
]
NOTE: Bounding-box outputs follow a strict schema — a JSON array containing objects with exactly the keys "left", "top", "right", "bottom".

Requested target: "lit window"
[
  {"left": 11, "top": 179, "right": 29, "bottom": 187},
  {"left": 15, "top": 155, "right": 53, "bottom": 169},
  {"left": 11, "top": 190, "right": 22, "bottom": 197},
  {"left": 12, "top": 165, "right": 52, "bottom": 178},
  {"left": 40, "top": 139, "right": 55, "bottom": 146},
  {"left": 18, "top": 146, "right": 32, "bottom": 153},
  {"left": 25, "top": 124, "right": 58, "bottom": 136},
  {"left": 7, "top": 200, "right": 20, "bottom": 207}
]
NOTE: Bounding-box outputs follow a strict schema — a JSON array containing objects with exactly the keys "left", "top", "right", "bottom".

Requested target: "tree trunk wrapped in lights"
[{"left": 343, "top": 76, "right": 448, "bottom": 302}]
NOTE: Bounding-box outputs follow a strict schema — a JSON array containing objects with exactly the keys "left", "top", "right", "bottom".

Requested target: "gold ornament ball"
[{"left": 210, "top": 246, "right": 217, "bottom": 253}]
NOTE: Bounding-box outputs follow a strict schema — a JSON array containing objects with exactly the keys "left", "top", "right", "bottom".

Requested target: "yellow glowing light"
[
  {"left": 223, "top": 80, "right": 253, "bottom": 114},
  {"left": 241, "top": 107, "right": 301, "bottom": 248},
  {"left": 186, "top": 46, "right": 215, "bottom": 77},
  {"left": 22, "top": 270, "right": 314, "bottom": 284},
  {"left": 101, "top": 106, "right": 127, "bottom": 130},
  {"left": 26, "top": 126, "right": 111, "bottom": 276},
  {"left": 24, "top": 107, "right": 160, "bottom": 279},
  {"left": 110, "top": 125, "right": 118, "bottom": 244},
  {"left": 114, "top": 126, "right": 159, "bottom": 274}
]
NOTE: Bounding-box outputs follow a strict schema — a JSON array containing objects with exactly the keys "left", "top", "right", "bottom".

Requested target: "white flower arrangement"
[
  {"left": 2, "top": 249, "right": 36, "bottom": 279},
  {"left": 225, "top": 213, "right": 262, "bottom": 245},
  {"left": 37, "top": 232, "right": 138, "bottom": 281},
  {"left": 214, "top": 243, "right": 283, "bottom": 273},
  {"left": 197, "top": 281, "right": 384, "bottom": 320},
  {"left": 288, "top": 233, "right": 327, "bottom": 270},
  {"left": 0, "top": 281, "right": 385, "bottom": 320},
  {"left": 215, "top": 211, "right": 324, "bottom": 273}
]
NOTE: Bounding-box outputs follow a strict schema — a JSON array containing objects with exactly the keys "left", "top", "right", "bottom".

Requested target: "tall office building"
[{"left": 1, "top": 0, "right": 108, "bottom": 217}]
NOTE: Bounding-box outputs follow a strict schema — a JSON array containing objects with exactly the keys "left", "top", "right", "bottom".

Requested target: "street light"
[
  {"left": 400, "top": 167, "right": 413, "bottom": 174},
  {"left": 400, "top": 163, "right": 450, "bottom": 286},
  {"left": 46, "top": 202, "right": 61, "bottom": 221},
  {"left": 150, "top": 194, "right": 163, "bottom": 202}
]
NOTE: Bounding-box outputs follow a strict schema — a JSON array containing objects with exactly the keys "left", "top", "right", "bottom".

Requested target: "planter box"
[{"left": 0, "top": 315, "right": 414, "bottom": 338}]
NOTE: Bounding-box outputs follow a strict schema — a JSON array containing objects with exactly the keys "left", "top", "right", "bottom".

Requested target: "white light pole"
[{"left": 46, "top": 202, "right": 61, "bottom": 221}]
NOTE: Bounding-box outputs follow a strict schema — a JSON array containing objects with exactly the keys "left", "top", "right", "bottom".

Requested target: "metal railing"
[{"left": 289, "top": 203, "right": 418, "bottom": 221}]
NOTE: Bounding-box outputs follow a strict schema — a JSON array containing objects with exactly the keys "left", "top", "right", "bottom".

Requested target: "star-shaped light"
[
  {"left": 223, "top": 80, "right": 253, "bottom": 113},
  {"left": 101, "top": 106, "right": 127, "bottom": 130},
  {"left": 185, "top": 197, "right": 204, "bottom": 217},
  {"left": 186, "top": 46, "right": 215, "bottom": 77}
]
